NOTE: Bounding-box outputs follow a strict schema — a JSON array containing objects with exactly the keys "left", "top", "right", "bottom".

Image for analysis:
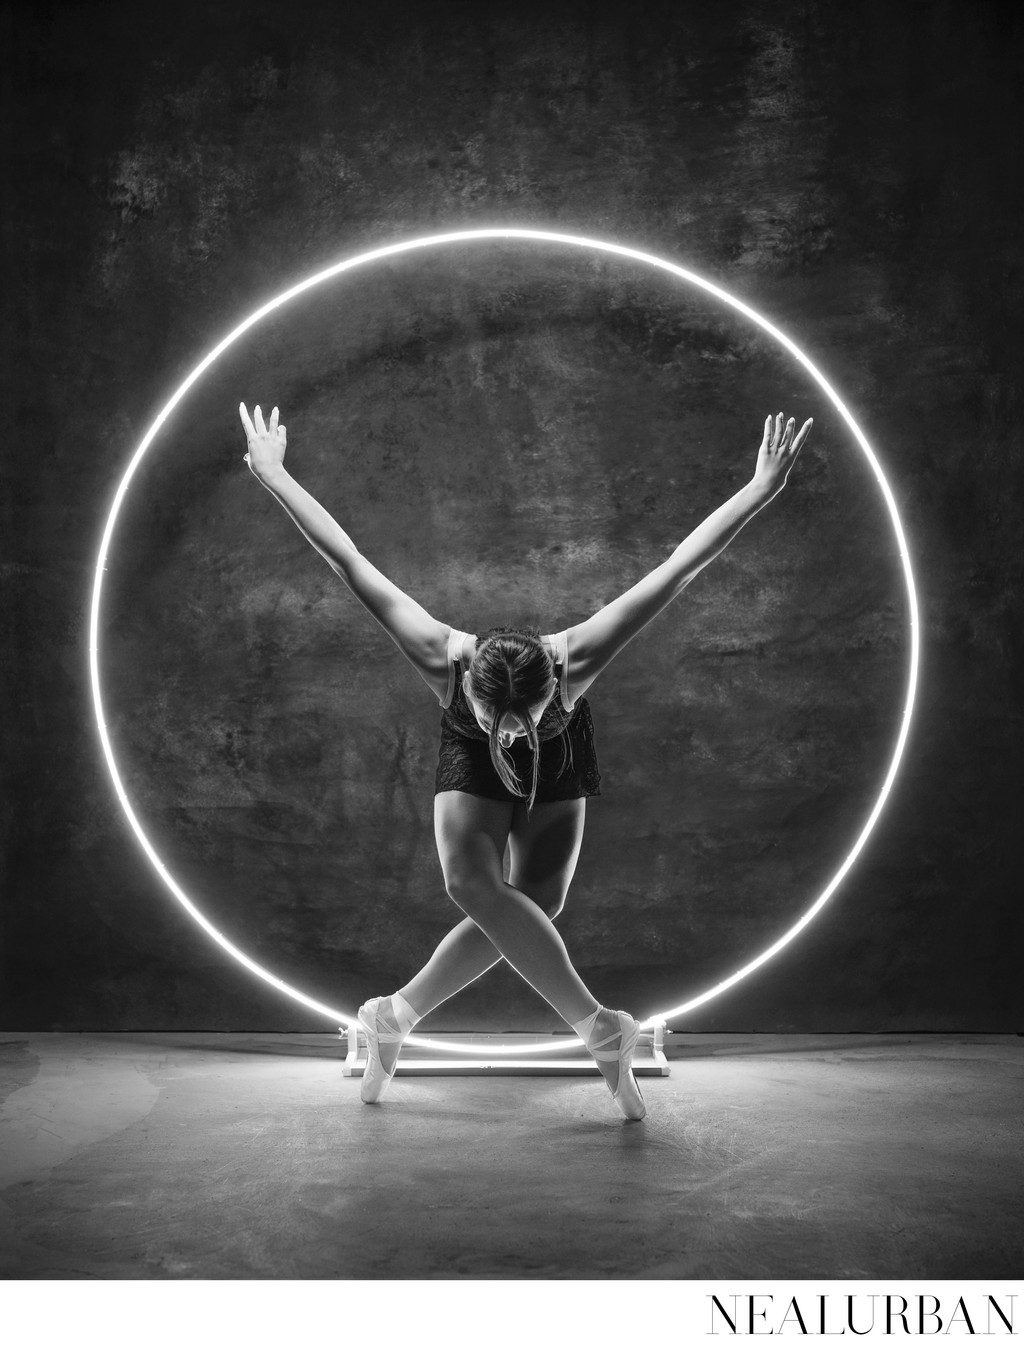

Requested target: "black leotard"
[{"left": 434, "top": 629, "right": 601, "bottom": 802}]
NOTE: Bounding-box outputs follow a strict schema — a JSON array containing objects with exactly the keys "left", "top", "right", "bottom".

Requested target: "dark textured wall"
[{"left": 3, "top": 0, "right": 1021, "bottom": 1032}]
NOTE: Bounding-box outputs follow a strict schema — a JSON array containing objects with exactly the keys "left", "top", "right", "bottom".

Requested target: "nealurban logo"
[{"left": 708, "top": 1295, "right": 1018, "bottom": 1336}]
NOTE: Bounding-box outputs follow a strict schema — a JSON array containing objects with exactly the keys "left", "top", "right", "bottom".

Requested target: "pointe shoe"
[
  {"left": 357, "top": 997, "right": 408, "bottom": 1104},
  {"left": 587, "top": 1009, "right": 647, "bottom": 1121}
]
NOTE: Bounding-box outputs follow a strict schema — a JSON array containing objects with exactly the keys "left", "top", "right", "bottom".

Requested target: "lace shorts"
[{"left": 434, "top": 698, "right": 602, "bottom": 802}]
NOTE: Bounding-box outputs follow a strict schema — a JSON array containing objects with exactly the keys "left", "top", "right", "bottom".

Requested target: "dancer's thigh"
[
  {"left": 433, "top": 791, "right": 515, "bottom": 895},
  {"left": 508, "top": 798, "right": 586, "bottom": 914}
]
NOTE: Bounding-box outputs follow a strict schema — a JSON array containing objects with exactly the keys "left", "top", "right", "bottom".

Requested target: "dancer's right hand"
[{"left": 239, "top": 402, "right": 287, "bottom": 481}]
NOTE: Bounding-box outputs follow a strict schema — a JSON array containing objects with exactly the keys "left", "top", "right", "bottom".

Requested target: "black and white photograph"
[{"left": 2, "top": 0, "right": 1021, "bottom": 1329}]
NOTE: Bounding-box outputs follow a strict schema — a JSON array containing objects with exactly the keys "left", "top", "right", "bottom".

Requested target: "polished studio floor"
[{"left": 0, "top": 1032, "right": 1020, "bottom": 1280}]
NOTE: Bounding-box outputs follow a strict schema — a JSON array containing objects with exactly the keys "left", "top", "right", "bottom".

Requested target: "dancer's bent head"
[{"left": 463, "top": 629, "right": 557, "bottom": 812}]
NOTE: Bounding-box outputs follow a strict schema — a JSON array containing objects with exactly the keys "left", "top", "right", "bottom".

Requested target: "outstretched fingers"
[
  {"left": 239, "top": 400, "right": 287, "bottom": 477},
  {"left": 753, "top": 411, "right": 812, "bottom": 498},
  {"left": 768, "top": 412, "right": 813, "bottom": 457}
]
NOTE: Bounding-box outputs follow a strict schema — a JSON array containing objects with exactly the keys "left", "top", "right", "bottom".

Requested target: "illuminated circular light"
[{"left": 89, "top": 228, "right": 919, "bottom": 1054}]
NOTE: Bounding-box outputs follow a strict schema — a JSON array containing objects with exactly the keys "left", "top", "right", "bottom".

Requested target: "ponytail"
[
  {"left": 465, "top": 629, "right": 554, "bottom": 814},
  {"left": 486, "top": 697, "right": 543, "bottom": 813}
]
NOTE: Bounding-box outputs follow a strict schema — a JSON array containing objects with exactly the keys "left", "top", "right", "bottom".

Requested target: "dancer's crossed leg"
[
  {"left": 410, "top": 793, "right": 589, "bottom": 1016},
  {"left": 367, "top": 793, "right": 635, "bottom": 1102}
]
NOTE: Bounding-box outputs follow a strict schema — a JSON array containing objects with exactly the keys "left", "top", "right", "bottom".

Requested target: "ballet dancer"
[{"left": 239, "top": 402, "right": 811, "bottom": 1120}]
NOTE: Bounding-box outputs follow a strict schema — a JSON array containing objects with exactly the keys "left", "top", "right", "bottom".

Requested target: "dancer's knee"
[
  {"left": 509, "top": 864, "right": 571, "bottom": 920},
  {"left": 519, "top": 880, "right": 568, "bottom": 920},
  {"left": 444, "top": 868, "right": 503, "bottom": 919}
]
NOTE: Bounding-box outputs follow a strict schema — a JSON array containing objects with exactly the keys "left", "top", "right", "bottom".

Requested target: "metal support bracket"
[{"left": 340, "top": 1021, "right": 670, "bottom": 1077}]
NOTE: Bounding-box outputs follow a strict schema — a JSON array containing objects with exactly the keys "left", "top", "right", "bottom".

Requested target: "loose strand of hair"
[
  {"left": 488, "top": 714, "right": 523, "bottom": 799},
  {"left": 484, "top": 698, "right": 543, "bottom": 813},
  {"left": 523, "top": 716, "right": 541, "bottom": 815}
]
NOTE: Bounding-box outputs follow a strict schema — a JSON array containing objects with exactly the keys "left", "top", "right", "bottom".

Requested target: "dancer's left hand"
[{"left": 751, "top": 413, "right": 812, "bottom": 501}]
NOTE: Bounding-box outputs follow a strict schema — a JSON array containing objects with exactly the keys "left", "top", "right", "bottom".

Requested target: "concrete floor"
[{"left": 0, "top": 1032, "right": 1021, "bottom": 1280}]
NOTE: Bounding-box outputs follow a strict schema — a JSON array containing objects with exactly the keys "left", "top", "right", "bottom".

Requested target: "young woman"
[{"left": 239, "top": 402, "right": 812, "bottom": 1121}]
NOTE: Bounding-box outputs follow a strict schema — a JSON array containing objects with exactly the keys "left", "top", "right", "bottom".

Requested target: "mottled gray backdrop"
[{"left": 3, "top": 0, "right": 1020, "bottom": 1031}]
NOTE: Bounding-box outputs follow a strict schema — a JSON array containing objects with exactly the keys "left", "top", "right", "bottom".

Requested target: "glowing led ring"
[{"left": 89, "top": 228, "right": 919, "bottom": 1053}]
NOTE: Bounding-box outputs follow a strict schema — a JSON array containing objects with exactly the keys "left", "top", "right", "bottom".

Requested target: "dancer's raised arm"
[
  {"left": 565, "top": 412, "right": 812, "bottom": 701},
  {"left": 239, "top": 402, "right": 450, "bottom": 700}
]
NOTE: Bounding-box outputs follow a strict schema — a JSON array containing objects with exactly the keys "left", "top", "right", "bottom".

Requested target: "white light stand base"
[{"left": 340, "top": 1021, "right": 670, "bottom": 1077}]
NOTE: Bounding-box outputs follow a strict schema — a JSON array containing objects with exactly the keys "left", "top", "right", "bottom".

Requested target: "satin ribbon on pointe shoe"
[
  {"left": 576, "top": 1007, "right": 647, "bottom": 1121},
  {"left": 357, "top": 996, "right": 413, "bottom": 1104}
]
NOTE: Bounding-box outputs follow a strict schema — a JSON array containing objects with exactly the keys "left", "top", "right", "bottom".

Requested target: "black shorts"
[{"left": 434, "top": 698, "right": 601, "bottom": 802}]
